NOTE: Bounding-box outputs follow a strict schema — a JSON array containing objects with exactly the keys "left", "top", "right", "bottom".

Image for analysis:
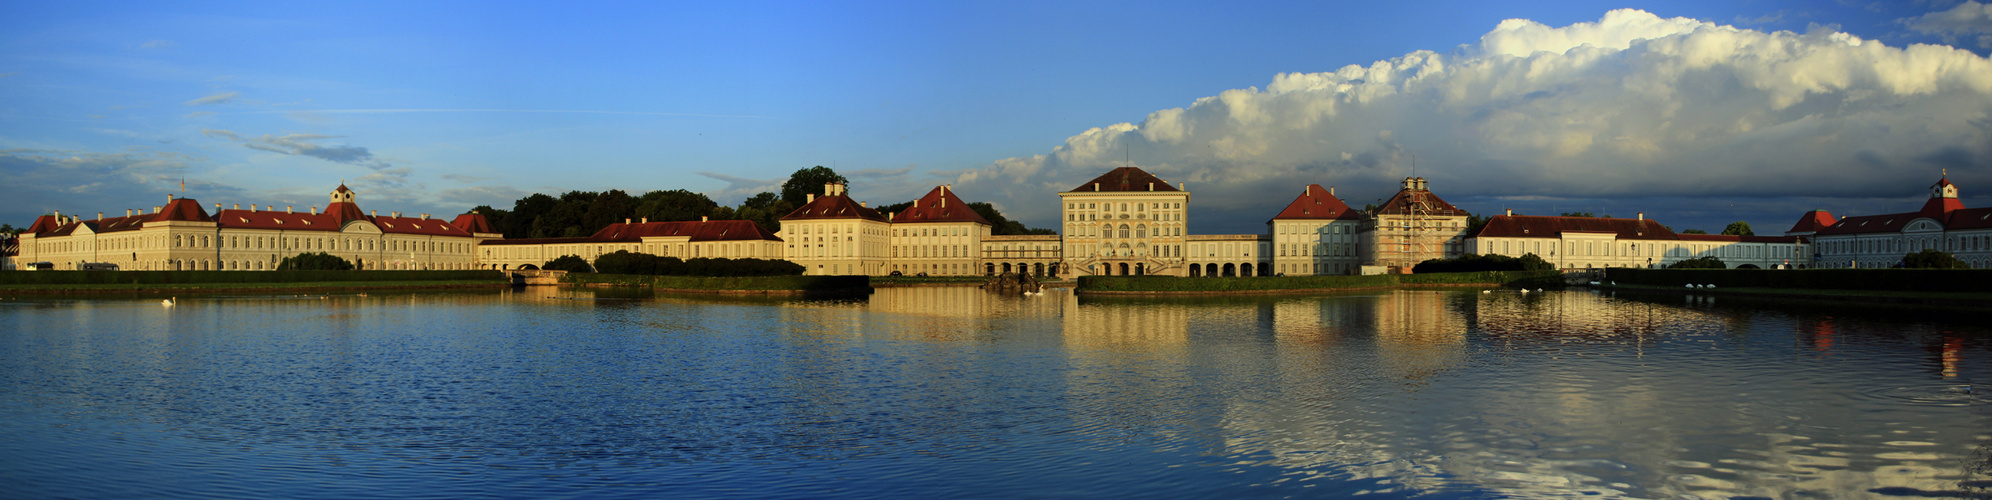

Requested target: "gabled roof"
[
  {"left": 780, "top": 191, "right": 888, "bottom": 222},
  {"left": 1472, "top": 215, "right": 1680, "bottom": 241},
  {"left": 1813, "top": 213, "right": 1916, "bottom": 235},
  {"left": 451, "top": 213, "right": 499, "bottom": 234},
  {"left": 151, "top": 198, "right": 215, "bottom": 223},
  {"left": 1269, "top": 184, "right": 1362, "bottom": 221},
  {"left": 26, "top": 215, "right": 59, "bottom": 236},
  {"left": 1373, "top": 186, "right": 1470, "bottom": 217},
  {"left": 892, "top": 186, "right": 991, "bottom": 225},
  {"left": 1786, "top": 210, "right": 1836, "bottom": 234},
  {"left": 1066, "top": 167, "right": 1179, "bottom": 193}
]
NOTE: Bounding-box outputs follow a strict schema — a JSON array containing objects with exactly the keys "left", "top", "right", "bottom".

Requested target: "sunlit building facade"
[
  {"left": 1468, "top": 212, "right": 1810, "bottom": 269},
  {"left": 1268, "top": 184, "right": 1365, "bottom": 276},
  {"left": 1359, "top": 177, "right": 1472, "bottom": 272},
  {"left": 1057, "top": 167, "right": 1192, "bottom": 276},
  {"left": 11, "top": 185, "right": 490, "bottom": 271}
]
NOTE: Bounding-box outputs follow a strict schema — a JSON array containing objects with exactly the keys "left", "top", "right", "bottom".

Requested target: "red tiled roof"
[
  {"left": 210, "top": 209, "right": 348, "bottom": 231},
  {"left": 1373, "top": 186, "right": 1469, "bottom": 217},
  {"left": 151, "top": 198, "right": 215, "bottom": 223},
  {"left": 1269, "top": 184, "right": 1361, "bottom": 221},
  {"left": 1786, "top": 210, "right": 1836, "bottom": 234},
  {"left": 1472, "top": 215, "right": 1679, "bottom": 240},
  {"left": 1945, "top": 207, "right": 1992, "bottom": 230},
  {"left": 892, "top": 186, "right": 991, "bottom": 225},
  {"left": 1066, "top": 167, "right": 1179, "bottom": 192},
  {"left": 1920, "top": 196, "right": 1966, "bottom": 218},
  {"left": 26, "top": 215, "right": 60, "bottom": 235},
  {"left": 323, "top": 202, "right": 369, "bottom": 225},
  {"left": 584, "top": 219, "right": 782, "bottom": 243},
  {"left": 373, "top": 215, "right": 475, "bottom": 237},
  {"left": 451, "top": 213, "right": 499, "bottom": 234},
  {"left": 1812, "top": 213, "right": 1914, "bottom": 235},
  {"left": 1676, "top": 233, "right": 1801, "bottom": 243},
  {"left": 480, "top": 237, "right": 589, "bottom": 246},
  {"left": 780, "top": 192, "right": 887, "bottom": 222}
]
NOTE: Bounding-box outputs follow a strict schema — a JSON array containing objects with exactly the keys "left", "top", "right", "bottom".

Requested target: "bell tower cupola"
[{"left": 331, "top": 183, "right": 356, "bottom": 205}]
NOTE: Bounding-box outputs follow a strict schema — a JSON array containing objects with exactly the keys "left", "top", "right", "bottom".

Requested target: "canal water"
[{"left": 1, "top": 287, "right": 1986, "bottom": 498}]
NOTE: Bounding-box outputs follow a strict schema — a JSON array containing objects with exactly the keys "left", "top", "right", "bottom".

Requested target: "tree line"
[{"left": 466, "top": 166, "right": 1051, "bottom": 239}]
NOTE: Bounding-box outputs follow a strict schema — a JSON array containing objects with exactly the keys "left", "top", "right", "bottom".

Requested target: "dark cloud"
[{"left": 0, "top": 149, "right": 246, "bottom": 225}]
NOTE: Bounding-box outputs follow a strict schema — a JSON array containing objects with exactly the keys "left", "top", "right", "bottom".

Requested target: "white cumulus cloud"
[
  {"left": 944, "top": 9, "right": 1992, "bottom": 232},
  {"left": 1904, "top": 0, "right": 1992, "bottom": 49}
]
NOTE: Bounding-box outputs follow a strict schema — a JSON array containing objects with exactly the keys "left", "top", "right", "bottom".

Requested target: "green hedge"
[
  {"left": 564, "top": 273, "right": 870, "bottom": 292},
  {"left": 0, "top": 270, "right": 504, "bottom": 285},
  {"left": 1603, "top": 268, "right": 1992, "bottom": 293},
  {"left": 1078, "top": 270, "right": 1559, "bottom": 292}
]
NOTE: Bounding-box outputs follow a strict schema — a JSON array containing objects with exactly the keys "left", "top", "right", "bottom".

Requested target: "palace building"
[
  {"left": 13, "top": 170, "right": 1978, "bottom": 275},
  {"left": 12, "top": 185, "right": 491, "bottom": 271},
  {"left": 1466, "top": 212, "right": 1809, "bottom": 269},
  {"left": 1807, "top": 175, "right": 1992, "bottom": 269},
  {"left": 1360, "top": 177, "right": 1472, "bottom": 272},
  {"left": 1268, "top": 184, "right": 1364, "bottom": 276},
  {"left": 1057, "top": 167, "right": 1191, "bottom": 276}
]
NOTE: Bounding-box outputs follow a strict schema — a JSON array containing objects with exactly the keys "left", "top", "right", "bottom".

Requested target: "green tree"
[
  {"left": 1680, "top": 229, "right": 1709, "bottom": 235},
  {"left": 1902, "top": 249, "right": 1968, "bottom": 269},
  {"left": 0, "top": 223, "right": 22, "bottom": 236},
  {"left": 634, "top": 189, "right": 720, "bottom": 222},
  {"left": 1721, "top": 221, "right": 1755, "bottom": 236},
  {"left": 581, "top": 189, "right": 636, "bottom": 230},
  {"left": 505, "top": 193, "right": 559, "bottom": 239},
  {"left": 781, "top": 166, "right": 849, "bottom": 207},
  {"left": 277, "top": 252, "right": 355, "bottom": 271},
  {"left": 543, "top": 254, "right": 593, "bottom": 272},
  {"left": 736, "top": 191, "right": 792, "bottom": 233},
  {"left": 1516, "top": 253, "right": 1555, "bottom": 271}
]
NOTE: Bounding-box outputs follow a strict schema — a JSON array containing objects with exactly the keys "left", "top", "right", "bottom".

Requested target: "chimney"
[
  {"left": 1179, "top": 182, "right": 1185, "bottom": 190},
  {"left": 624, "top": 218, "right": 631, "bottom": 224},
  {"left": 824, "top": 183, "right": 833, "bottom": 196},
  {"left": 914, "top": 199, "right": 920, "bottom": 208},
  {"left": 392, "top": 212, "right": 402, "bottom": 218},
  {"left": 310, "top": 206, "right": 318, "bottom": 215},
  {"left": 860, "top": 202, "right": 868, "bottom": 208},
  {"left": 889, "top": 212, "right": 895, "bottom": 221},
  {"left": 421, "top": 213, "right": 429, "bottom": 220},
  {"left": 1638, "top": 212, "right": 1644, "bottom": 220},
  {"left": 1304, "top": 185, "right": 1310, "bottom": 195},
  {"left": 152, "top": 207, "right": 160, "bottom": 214},
  {"left": 126, "top": 209, "right": 133, "bottom": 217},
  {"left": 1330, "top": 186, "right": 1335, "bottom": 196},
  {"left": 371, "top": 210, "right": 378, "bottom": 216},
  {"left": 1148, "top": 182, "right": 1154, "bottom": 191},
  {"left": 167, "top": 194, "right": 175, "bottom": 203},
  {"left": 701, "top": 215, "right": 708, "bottom": 222},
  {"left": 641, "top": 217, "right": 648, "bottom": 223},
  {"left": 287, "top": 205, "right": 294, "bottom": 214},
  {"left": 1505, "top": 208, "right": 1513, "bottom": 217},
  {"left": 251, "top": 204, "right": 258, "bottom": 211},
  {"left": 214, "top": 204, "right": 221, "bottom": 212},
  {"left": 233, "top": 204, "right": 240, "bottom": 210},
  {"left": 807, "top": 193, "right": 816, "bottom": 203},
  {"left": 98, "top": 212, "right": 104, "bottom": 220}
]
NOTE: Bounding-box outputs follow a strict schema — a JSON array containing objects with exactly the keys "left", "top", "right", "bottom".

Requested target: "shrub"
[
  {"left": 1902, "top": 249, "right": 1968, "bottom": 269},
  {"left": 588, "top": 251, "right": 803, "bottom": 277},
  {"left": 1413, "top": 253, "right": 1555, "bottom": 273},
  {"left": 1668, "top": 256, "right": 1727, "bottom": 269},
  {"left": 277, "top": 252, "right": 355, "bottom": 271},
  {"left": 543, "top": 254, "right": 594, "bottom": 273}
]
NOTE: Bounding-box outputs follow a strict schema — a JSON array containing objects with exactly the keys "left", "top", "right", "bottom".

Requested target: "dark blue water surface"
[{"left": 1, "top": 287, "right": 1988, "bottom": 498}]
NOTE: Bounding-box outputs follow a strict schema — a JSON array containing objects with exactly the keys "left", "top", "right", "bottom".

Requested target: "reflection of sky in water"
[{"left": 0, "top": 288, "right": 1986, "bottom": 498}]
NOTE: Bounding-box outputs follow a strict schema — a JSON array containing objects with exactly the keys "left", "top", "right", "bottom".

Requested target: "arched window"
[{"left": 1136, "top": 225, "right": 1147, "bottom": 239}]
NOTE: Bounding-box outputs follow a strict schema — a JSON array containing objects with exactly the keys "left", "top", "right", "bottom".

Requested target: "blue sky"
[{"left": 4, "top": 1, "right": 1990, "bottom": 235}]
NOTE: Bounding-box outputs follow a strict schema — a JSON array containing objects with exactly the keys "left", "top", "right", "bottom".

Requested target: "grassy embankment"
[
  {"left": 869, "top": 275, "right": 1058, "bottom": 286},
  {"left": 1077, "top": 270, "right": 1561, "bottom": 295},
  {"left": 563, "top": 273, "right": 872, "bottom": 297},
  {"left": 1601, "top": 268, "right": 1992, "bottom": 306},
  {"left": 0, "top": 270, "right": 508, "bottom": 294}
]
